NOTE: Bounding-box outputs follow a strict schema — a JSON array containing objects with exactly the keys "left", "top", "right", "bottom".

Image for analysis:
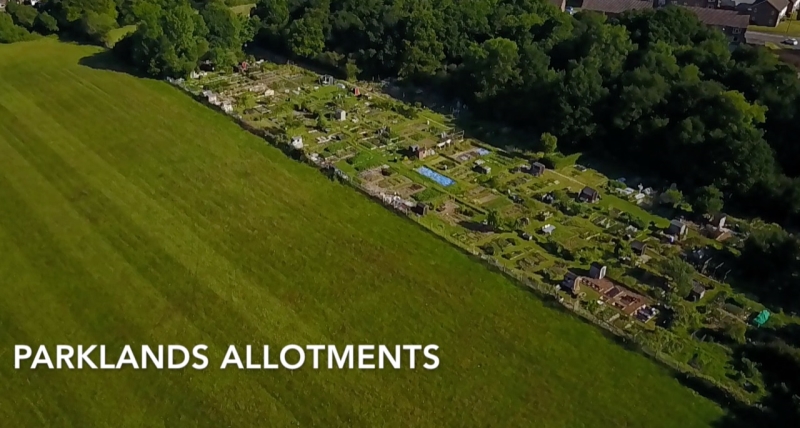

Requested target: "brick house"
[
  {"left": 581, "top": 1, "right": 748, "bottom": 44},
  {"left": 667, "top": 0, "right": 721, "bottom": 8},
  {"left": 740, "top": 0, "right": 790, "bottom": 27},
  {"left": 683, "top": 6, "right": 750, "bottom": 43},
  {"left": 580, "top": 0, "right": 655, "bottom": 16}
]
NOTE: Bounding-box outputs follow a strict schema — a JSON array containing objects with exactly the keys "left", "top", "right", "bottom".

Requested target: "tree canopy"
[{"left": 227, "top": 2, "right": 800, "bottom": 229}]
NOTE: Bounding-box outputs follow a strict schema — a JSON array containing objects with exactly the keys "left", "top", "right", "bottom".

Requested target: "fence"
[{"left": 169, "top": 77, "right": 752, "bottom": 408}]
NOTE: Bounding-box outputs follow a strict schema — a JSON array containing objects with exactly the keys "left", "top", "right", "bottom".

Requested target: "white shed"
[{"left": 291, "top": 136, "right": 304, "bottom": 149}]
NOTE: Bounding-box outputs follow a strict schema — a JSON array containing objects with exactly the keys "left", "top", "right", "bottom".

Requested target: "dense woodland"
[{"left": 1, "top": 0, "right": 799, "bottom": 421}]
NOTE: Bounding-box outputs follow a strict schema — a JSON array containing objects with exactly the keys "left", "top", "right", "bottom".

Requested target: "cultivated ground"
[
  {"left": 0, "top": 40, "right": 725, "bottom": 427},
  {"left": 182, "top": 46, "right": 790, "bottom": 400}
]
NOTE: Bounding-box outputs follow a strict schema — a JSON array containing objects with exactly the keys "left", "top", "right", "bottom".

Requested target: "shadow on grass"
[
  {"left": 77, "top": 50, "right": 150, "bottom": 79},
  {"left": 457, "top": 220, "right": 491, "bottom": 233}
]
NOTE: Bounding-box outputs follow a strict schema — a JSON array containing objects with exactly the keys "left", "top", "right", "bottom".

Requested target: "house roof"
[
  {"left": 754, "top": 0, "right": 791, "bottom": 11},
  {"left": 580, "top": 0, "right": 654, "bottom": 14},
  {"left": 580, "top": 276, "right": 651, "bottom": 315},
  {"left": 631, "top": 240, "right": 647, "bottom": 251},
  {"left": 532, "top": 162, "right": 546, "bottom": 169},
  {"left": 581, "top": 186, "right": 599, "bottom": 197},
  {"left": 591, "top": 262, "right": 605, "bottom": 269},
  {"left": 692, "top": 282, "right": 706, "bottom": 294},
  {"left": 683, "top": 6, "right": 750, "bottom": 28}
]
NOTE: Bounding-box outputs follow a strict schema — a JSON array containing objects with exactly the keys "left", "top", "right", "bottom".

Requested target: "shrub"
[
  {"left": 0, "top": 14, "right": 34, "bottom": 44},
  {"left": 413, "top": 188, "right": 443, "bottom": 203}
]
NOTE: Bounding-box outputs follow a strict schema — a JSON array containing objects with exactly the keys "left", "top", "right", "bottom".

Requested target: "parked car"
[{"left": 782, "top": 38, "right": 798, "bottom": 46}]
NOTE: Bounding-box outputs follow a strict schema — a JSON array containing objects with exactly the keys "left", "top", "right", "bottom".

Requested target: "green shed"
[{"left": 753, "top": 310, "right": 770, "bottom": 327}]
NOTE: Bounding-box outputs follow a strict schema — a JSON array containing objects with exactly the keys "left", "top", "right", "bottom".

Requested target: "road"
[{"left": 746, "top": 31, "right": 800, "bottom": 49}]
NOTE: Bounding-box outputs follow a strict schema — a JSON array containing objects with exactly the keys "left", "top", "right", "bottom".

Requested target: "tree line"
[
  {"left": 0, "top": 0, "right": 252, "bottom": 46},
  {"left": 246, "top": 0, "right": 800, "bottom": 229}
]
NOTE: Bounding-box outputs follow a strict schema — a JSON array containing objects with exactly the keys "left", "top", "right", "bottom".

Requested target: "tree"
[
  {"left": 723, "top": 321, "right": 747, "bottom": 345},
  {"left": 35, "top": 12, "right": 60, "bottom": 34},
  {"left": 740, "top": 357, "right": 758, "bottom": 379},
  {"left": 316, "top": 114, "right": 329, "bottom": 130},
  {"left": 252, "top": 0, "right": 289, "bottom": 42},
  {"left": 585, "top": 299, "right": 600, "bottom": 314},
  {"left": 344, "top": 60, "right": 360, "bottom": 81},
  {"left": 739, "top": 224, "right": 800, "bottom": 313},
  {"left": 237, "top": 92, "right": 256, "bottom": 111},
  {"left": 487, "top": 209, "right": 502, "bottom": 231},
  {"left": 463, "top": 37, "right": 520, "bottom": 104},
  {"left": 614, "top": 240, "right": 633, "bottom": 259},
  {"left": 81, "top": 11, "right": 118, "bottom": 44},
  {"left": 0, "top": 13, "right": 34, "bottom": 43},
  {"left": 286, "top": 16, "right": 325, "bottom": 58},
  {"left": 540, "top": 132, "right": 557, "bottom": 153},
  {"left": 201, "top": 0, "right": 245, "bottom": 70},
  {"left": 692, "top": 185, "right": 724, "bottom": 216},
  {"left": 397, "top": 2, "right": 445, "bottom": 80},
  {"left": 661, "top": 188, "right": 684, "bottom": 208},
  {"left": 47, "top": 0, "right": 119, "bottom": 41},
  {"left": 660, "top": 256, "right": 695, "bottom": 297},
  {"left": 7, "top": 2, "right": 39, "bottom": 30},
  {"left": 115, "top": 1, "right": 209, "bottom": 78},
  {"left": 672, "top": 303, "right": 703, "bottom": 331}
]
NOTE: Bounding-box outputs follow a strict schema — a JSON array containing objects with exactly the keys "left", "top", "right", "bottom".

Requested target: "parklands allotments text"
[{"left": 14, "top": 344, "right": 440, "bottom": 370}]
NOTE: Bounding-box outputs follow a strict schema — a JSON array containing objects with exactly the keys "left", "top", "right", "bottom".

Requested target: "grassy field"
[
  {"left": 104, "top": 25, "right": 136, "bottom": 47},
  {"left": 230, "top": 3, "right": 255, "bottom": 15},
  {"left": 0, "top": 39, "right": 726, "bottom": 427},
  {"left": 750, "top": 14, "right": 800, "bottom": 36}
]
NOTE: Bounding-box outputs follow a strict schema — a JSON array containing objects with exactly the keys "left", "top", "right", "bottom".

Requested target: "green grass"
[
  {"left": 601, "top": 195, "right": 670, "bottom": 228},
  {"left": 0, "top": 39, "right": 726, "bottom": 427},
  {"left": 230, "top": 3, "right": 255, "bottom": 15},
  {"left": 749, "top": 14, "right": 800, "bottom": 36},
  {"left": 104, "top": 25, "right": 136, "bottom": 47}
]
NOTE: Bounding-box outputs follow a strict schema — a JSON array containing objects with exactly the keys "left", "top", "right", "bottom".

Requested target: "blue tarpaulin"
[{"left": 416, "top": 166, "right": 455, "bottom": 187}]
